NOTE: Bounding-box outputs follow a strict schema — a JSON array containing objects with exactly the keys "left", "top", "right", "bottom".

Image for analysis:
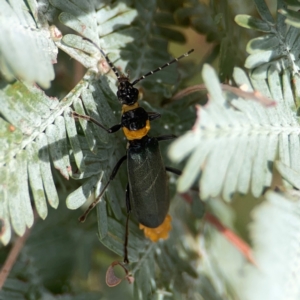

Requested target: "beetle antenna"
[
  {"left": 82, "top": 37, "right": 121, "bottom": 80},
  {"left": 131, "top": 49, "right": 194, "bottom": 86}
]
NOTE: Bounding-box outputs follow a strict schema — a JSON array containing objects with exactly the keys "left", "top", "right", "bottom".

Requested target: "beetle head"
[{"left": 117, "top": 78, "right": 139, "bottom": 105}]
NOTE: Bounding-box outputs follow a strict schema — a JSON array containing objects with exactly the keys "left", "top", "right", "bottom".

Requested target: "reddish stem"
[
  {"left": 205, "top": 212, "right": 256, "bottom": 265},
  {"left": 0, "top": 227, "right": 31, "bottom": 290}
]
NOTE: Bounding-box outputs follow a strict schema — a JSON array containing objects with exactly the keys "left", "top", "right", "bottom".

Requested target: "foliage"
[{"left": 2, "top": 0, "right": 300, "bottom": 299}]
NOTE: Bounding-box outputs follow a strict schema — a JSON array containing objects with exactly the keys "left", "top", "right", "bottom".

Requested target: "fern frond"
[
  {"left": 169, "top": 63, "right": 300, "bottom": 200},
  {"left": 239, "top": 191, "right": 300, "bottom": 300},
  {"left": 0, "top": 79, "right": 91, "bottom": 244},
  {"left": 235, "top": 0, "right": 300, "bottom": 78},
  {"left": 0, "top": 0, "right": 56, "bottom": 88}
]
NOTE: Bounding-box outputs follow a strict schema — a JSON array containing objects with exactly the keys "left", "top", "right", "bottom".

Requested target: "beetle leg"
[
  {"left": 147, "top": 112, "right": 161, "bottom": 121},
  {"left": 109, "top": 155, "right": 127, "bottom": 180},
  {"left": 125, "top": 183, "right": 131, "bottom": 213},
  {"left": 124, "top": 183, "right": 131, "bottom": 263},
  {"left": 156, "top": 135, "right": 177, "bottom": 141},
  {"left": 165, "top": 166, "right": 182, "bottom": 176},
  {"left": 79, "top": 155, "right": 127, "bottom": 222},
  {"left": 124, "top": 212, "right": 130, "bottom": 264},
  {"left": 72, "top": 111, "right": 122, "bottom": 133}
]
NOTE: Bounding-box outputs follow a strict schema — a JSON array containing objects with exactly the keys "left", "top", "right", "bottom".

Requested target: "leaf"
[
  {"left": 66, "top": 175, "right": 100, "bottom": 210},
  {"left": 279, "top": 8, "right": 300, "bottom": 28},
  {"left": 284, "top": 0, "right": 300, "bottom": 6},
  {"left": 0, "top": 0, "right": 56, "bottom": 88},
  {"left": 246, "top": 35, "right": 280, "bottom": 54},
  {"left": 276, "top": 161, "right": 300, "bottom": 189},
  {"left": 106, "top": 261, "right": 134, "bottom": 287},
  {"left": 253, "top": 0, "right": 274, "bottom": 23},
  {"left": 235, "top": 14, "right": 271, "bottom": 32}
]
